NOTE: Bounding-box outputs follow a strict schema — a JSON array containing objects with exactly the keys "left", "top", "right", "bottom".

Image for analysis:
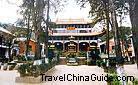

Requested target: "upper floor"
[{"left": 50, "top": 19, "right": 105, "bottom": 36}]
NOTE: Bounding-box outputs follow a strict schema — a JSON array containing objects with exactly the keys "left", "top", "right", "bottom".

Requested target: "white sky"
[
  {"left": 0, "top": 0, "right": 131, "bottom": 27},
  {"left": 0, "top": 0, "right": 22, "bottom": 23},
  {"left": 51, "top": 0, "right": 90, "bottom": 20}
]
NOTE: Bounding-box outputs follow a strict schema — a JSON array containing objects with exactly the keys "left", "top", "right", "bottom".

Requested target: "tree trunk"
[
  {"left": 45, "top": 0, "right": 50, "bottom": 58},
  {"left": 34, "top": 0, "right": 45, "bottom": 59},
  {"left": 110, "top": 0, "right": 122, "bottom": 57},
  {"left": 25, "top": 10, "right": 30, "bottom": 58},
  {"left": 35, "top": 33, "right": 41, "bottom": 59},
  {"left": 129, "top": 0, "right": 138, "bottom": 68}
]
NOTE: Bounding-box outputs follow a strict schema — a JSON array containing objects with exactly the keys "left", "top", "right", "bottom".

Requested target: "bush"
[
  {"left": 17, "top": 55, "right": 26, "bottom": 62},
  {"left": 96, "top": 60, "right": 102, "bottom": 67},
  {"left": 96, "top": 60, "right": 106, "bottom": 68},
  {"left": 18, "top": 64, "right": 28, "bottom": 77},
  {"left": 132, "top": 78, "right": 138, "bottom": 85},
  {"left": 39, "top": 64, "right": 48, "bottom": 74},
  {"left": 18, "top": 60, "right": 57, "bottom": 77},
  {"left": 30, "top": 65, "right": 40, "bottom": 77},
  {"left": 107, "top": 73, "right": 122, "bottom": 85}
]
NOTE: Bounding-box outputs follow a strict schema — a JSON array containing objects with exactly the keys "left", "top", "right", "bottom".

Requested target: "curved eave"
[{"left": 0, "top": 27, "right": 12, "bottom": 35}]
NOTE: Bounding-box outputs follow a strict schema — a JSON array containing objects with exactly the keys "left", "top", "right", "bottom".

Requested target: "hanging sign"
[{"left": 67, "top": 27, "right": 76, "bottom": 30}]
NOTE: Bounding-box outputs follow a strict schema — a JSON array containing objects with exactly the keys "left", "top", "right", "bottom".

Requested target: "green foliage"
[
  {"left": 57, "top": 51, "right": 62, "bottom": 56},
  {"left": 30, "top": 65, "right": 40, "bottom": 77},
  {"left": 96, "top": 60, "right": 107, "bottom": 67},
  {"left": 99, "top": 26, "right": 131, "bottom": 42},
  {"left": 107, "top": 73, "right": 122, "bottom": 85},
  {"left": 77, "top": 0, "right": 129, "bottom": 23},
  {"left": 17, "top": 55, "right": 26, "bottom": 62},
  {"left": 119, "top": 26, "right": 131, "bottom": 39},
  {"left": 78, "top": 51, "right": 87, "bottom": 57},
  {"left": 18, "top": 64, "right": 29, "bottom": 77},
  {"left": 39, "top": 64, "right": 48, "bottom": 74},
  {"left": 132, "top": 78, "right": 138, "bottom": 85},
  {"left": 99, "top": 30, "right": 114, "bottom": 42},
  {"left": 18, "top": 60, "right": 58, "bottom": 77},
  {"left": 96, "top": 60, "right": 103, "bottom": 67},
  {"left": 39, "top": 32, "right": 46, "bottom": 43}
]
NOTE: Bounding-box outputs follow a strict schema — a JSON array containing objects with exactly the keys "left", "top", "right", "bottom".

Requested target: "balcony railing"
[
  {"left": 52, "top": 28, "right": 103, "bottom": 33},
  {"left": 49, "top": 40, "right": 98, "bottom": 43}
]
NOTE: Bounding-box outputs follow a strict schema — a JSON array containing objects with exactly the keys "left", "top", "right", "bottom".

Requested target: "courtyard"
[{"left": 0, "top": 65, "right": 107, "bottom": 85}]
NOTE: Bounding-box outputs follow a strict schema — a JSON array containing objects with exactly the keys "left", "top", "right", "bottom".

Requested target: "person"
[{"left": 116, "top": 64, "right": 126, "bottom": 85}]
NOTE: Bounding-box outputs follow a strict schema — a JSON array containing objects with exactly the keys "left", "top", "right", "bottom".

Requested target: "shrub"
[
  {"left": 30, "top": 65, "right": 40, "bottom": 77},
  {"left": 17, "top": 55, "right": 26, "bottom": 63},
  {"left": 18, "top": 64, "right": 28, "bottom": 77},
  {"left": 96, "top": 60, "right": 106, "bottom": 68},
  {"left": 39, "top": 64, "right": 48, "bottom": 74},
  {"left": 107, "top": 73, "right": 122, "bottom": 85},
  {"left": 132, "top": 78, "right": 138, "bottom": 85},
  {"left": 18, "top": 61, "right": 57, "bottom": 77},
  {"left": 96, "top": 60, "right": 102, "bottom": 67}
]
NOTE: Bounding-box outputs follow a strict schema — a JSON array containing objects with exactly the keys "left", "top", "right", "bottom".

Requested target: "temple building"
[
  {"left": 49, "top": 19, "right": 105, "bottom": 53},
  {"left": 0, "top": 27, "right": 14, "bottom": 62}
]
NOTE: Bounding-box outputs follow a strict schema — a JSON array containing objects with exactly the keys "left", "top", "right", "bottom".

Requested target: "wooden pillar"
[
  {"left": 63, "top": 37, "right": 65, "bottom": 52},
  {"left": 77, "top": 37, "right": 79, "bottom": 52}
]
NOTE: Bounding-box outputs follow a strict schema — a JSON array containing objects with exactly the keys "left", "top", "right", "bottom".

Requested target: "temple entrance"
[
  {"left": 54, "top": 42, "right": 63, "bottom": 51},
  {"left": 65, "top": 42, "right": 77, "bottom": 53},
  {"left": 79, "top": 42, "right": 89, "bottom": 51}
]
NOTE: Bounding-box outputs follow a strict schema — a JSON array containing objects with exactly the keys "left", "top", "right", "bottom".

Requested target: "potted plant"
[
  {"left": 9, "top": 65, "right": 16, "bottom": 70},
  {"left": 3, "top": 63, "right": 8, "bottom": 70}
]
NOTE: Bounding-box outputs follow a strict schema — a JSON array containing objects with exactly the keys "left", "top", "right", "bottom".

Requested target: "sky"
[
  {"left": 0, "top": 0, "right": 131, "bottom": 27},
  {"left": 52, "top": 0, "right": 90, "bottom": 20},
  {"left": 0, "top": 0, "right": 22, "bottom": 23}
]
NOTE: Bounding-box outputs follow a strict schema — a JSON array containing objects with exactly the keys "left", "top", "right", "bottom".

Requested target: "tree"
[
  {"left": 20, "top": 0, "right": 46, "bottom": 59},
  {"left": 0, "top": 22, "right": 9, "bottom": 28},
  {"left": 76, "top": 0, "right": 129, "bottom": 57},
  {"left": 119, "top": 27, "right": 131, "bottom": 56},
  {"left": 20, "top": 0, "right": 35, "bottom": 58},
  {"left": 19, "top": 0, "right": 66, "bottom": 59},
  {"left": 128, "top": 0, "right": 138, "bottom": 68}
]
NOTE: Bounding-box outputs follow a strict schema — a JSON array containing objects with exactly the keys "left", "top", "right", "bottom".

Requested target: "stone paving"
[
  {"left": 0, "top": 65, "right": 107, "bottom": 85},
  {"left": 124, "top": 64, "right": 138, "bottom": 79}
]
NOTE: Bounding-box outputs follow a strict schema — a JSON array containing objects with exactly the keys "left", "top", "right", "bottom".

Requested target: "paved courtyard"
[
  {"left": 0, "top": 65, "right": 107, "bottom": 85},
  {"left": 124, "top": 64, "right": 138, "bottom": 79}
]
